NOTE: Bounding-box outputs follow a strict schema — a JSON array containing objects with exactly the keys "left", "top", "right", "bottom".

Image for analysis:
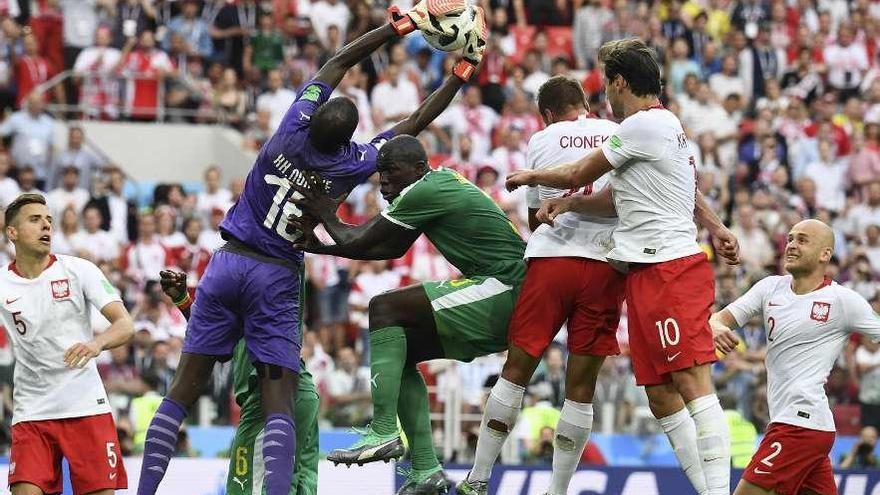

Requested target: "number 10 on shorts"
[{"left": 656, "top": 318, "right": 681, "bottom": 348}]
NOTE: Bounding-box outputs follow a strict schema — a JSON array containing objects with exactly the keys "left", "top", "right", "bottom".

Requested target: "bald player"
[{"left": 712, "top": 219, "right": 880, "bottom": 495}]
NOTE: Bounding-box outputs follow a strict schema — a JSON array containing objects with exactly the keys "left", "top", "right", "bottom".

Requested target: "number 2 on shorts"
[{"left": 760, "top": 441, "right": 782, "bottom": 467}]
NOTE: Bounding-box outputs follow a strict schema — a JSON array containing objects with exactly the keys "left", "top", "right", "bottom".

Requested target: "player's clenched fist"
[
  {"left": 505, "top": 170, "right": 537, "bottom": 191},
  {"left": 388, "top": 0, "right": 468, "bottom": 36},
  {"left": 710, "top": 317, "right": 740, "bottom": 354},
  {"left": 63, "top": 341, "right": 102, "bottom": 368},
  {"left": 536, "top": 197, "right": 573, "bottom": 227}
]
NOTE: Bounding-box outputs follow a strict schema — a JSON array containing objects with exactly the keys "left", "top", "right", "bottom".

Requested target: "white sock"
[
  {"left": 688, "top": 394, "right": 731, "bottom": 495},
  {"left": 658, "top": 407, "right": 708, "bottom": 495},
  {"left": 469, "top": 377, "right": 525, "bottom": 482},
  {"left": 548, "top": 400, "right": 593, "bottom": 495}
]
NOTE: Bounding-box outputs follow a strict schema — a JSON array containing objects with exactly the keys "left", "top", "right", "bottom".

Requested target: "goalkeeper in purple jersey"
[{"left": 136, "top": 2, "right": 482, "bottom": 494}]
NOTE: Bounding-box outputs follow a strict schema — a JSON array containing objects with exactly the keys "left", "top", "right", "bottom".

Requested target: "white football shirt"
[
  {"left": 525, "top": 115, "right": 619, "bottom": 261},
  {"left": 601, "top": 108, "right": 702, "bottom": 263},
  {"left": 727, "top": 275, "right": 880, "bottom": 432},
  {"left": 0, "top": 254, "right": 120, "bottom": 424}
]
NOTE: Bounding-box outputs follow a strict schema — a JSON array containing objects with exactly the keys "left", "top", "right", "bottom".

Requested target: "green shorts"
[
  {"left": 422, "top": 276, "right": 520, "bottom": 362},
  {"left": 226, "top": 364, "right": 319, "bottom": 495}
]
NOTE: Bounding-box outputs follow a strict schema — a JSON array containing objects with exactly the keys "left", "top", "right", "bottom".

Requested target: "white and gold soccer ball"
[{"left": 421, "top": 4, "right": 476, "bottom": 52}]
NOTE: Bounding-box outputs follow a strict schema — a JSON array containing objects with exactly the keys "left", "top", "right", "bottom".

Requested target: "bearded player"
[
  {"left": 136, "top": 2, "right": 483, "bottom": 493},
  {"left": 506, "top": 38, "right": 738, "bottom": 495},
  {"left": 0, "top": 193, "right": 135, "bottom": 495},
  {"left": 712, "top": 219, "right": 880, "bottom": 495},
  {"left": 457, "top": 75, "right": 623, "bottom": 495}
]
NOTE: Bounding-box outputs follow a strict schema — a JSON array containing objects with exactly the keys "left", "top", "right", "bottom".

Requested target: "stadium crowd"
[{"left": 0, "top": 0, "right": 875, "bottom": 468}]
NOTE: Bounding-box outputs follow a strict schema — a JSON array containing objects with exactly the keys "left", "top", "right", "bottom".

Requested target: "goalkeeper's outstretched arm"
[{"left": 313, "top": 24, "right": 400, "bottom": 89}]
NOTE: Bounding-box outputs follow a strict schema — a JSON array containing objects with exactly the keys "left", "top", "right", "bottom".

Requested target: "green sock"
[
  {"left": 369, "top": 326, "right": 407, "bottom": 436},
  {"left": 399, "top": 365, "right": 441, "bottom": 472}
]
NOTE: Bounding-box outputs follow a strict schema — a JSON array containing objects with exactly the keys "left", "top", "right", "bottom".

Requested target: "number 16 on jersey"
[{"left": 263, "top": 174, "right": 304, "bottom": 242}]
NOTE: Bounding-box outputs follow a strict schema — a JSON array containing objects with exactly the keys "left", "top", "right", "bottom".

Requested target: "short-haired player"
[
  {"left": 712, "top": 219, "right": 880, "bottom": 495},
  {"left": 506, "top": 38, "right": 740, "bottom": 495},
  {"left": 457, "top": 75, "right": 623, "bottom": 495},
  {"left": 1, "top": 194, "right": 136, "bottom": 495}
]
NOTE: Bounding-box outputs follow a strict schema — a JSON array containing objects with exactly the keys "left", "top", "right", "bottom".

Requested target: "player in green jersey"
[
  {"left": 158, "top": 270, "right": 319, "bottom": 495},
  {"left": 289, "top": 135, "right": 527, "bottom": 494}
]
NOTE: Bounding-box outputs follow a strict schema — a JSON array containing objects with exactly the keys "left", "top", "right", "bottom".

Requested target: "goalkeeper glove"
[
  {"left": 388, "top": 0, "right": 468, "bottom": 36},
  {"left": 454, "top": 6, "right": 488, "bottom": 81}
]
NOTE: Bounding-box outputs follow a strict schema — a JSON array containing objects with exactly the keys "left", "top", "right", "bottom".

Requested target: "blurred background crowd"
[{"left": 0, "top": 0, "right": 875, "bottom": 469}]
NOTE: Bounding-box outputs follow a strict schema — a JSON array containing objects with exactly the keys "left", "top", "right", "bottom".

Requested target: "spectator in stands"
[
  {"left": 15, "top": 30, "right": 50, "bottom": 109},
  {"left": 52, "top": 126, "right": 103, "bottom": 191},
  {"left": 840, "top": 426, "right": 880, "bottom": 468},
  {"left": 709, "top": 54, "right": 747, "bottom": 101},
  {"left": 164, "top": 0, "right": 212, "bottom": 59},
  {"left": 111, "top": 0, "right": 156, "bottom": 49},
  {"left": 498, "top": 90, "right": 542, "bottom": 144},
  {"left": 212, "top": 67, "right": 246, "bottom": 128},
  {"left": 739, "top": 23, "right": 784, "bottom": 101},
  {"left": 60, "top": 0, "right": 111, "bottom": 76},
  {"left": 15, "top": 166, "right": 43, "bottom": 195},
  {"left": 804, "top": 139, "right": 848, "bottom": 212},
  {"left": 825, "top": 24, "right": 869, "bottom": 102},
  {"left": 371, "top": 63, "right": 419, "bottom": 131},
  {"left": 310, "top": 0, "right": 350, "bottom": 49},
  {"left": 857, "top": 338, "right": 880, "bottom": 429},
  {"left": 95, "top": 166, "right": 135, "bottom": 243},
  {"left": 243, "top": 108, "right": 271, "bottom": 151},
  {"left": 255, "top": 68, "right": 295, "bottom": 133},
  {"left": 490, "top": 127, "right": 527, "bottom": 180},
  {"left": 0, "top": 93, "right": 54, "bottom": 185},
  {"left": 195, "top": 165, "right": 232, "bottom": 220},
  {"left": 325, "top": 347, "right": 371, "bottom": 427},
  {"left": 73, "top": 25, "right": 122, "bottom": 120},
  {"left": 731, "top": 205, "right": 775, "bottom": 271},
  {"left": 0, "top": 152, "right": 19, "bottom": 207},
  {"left": 530, "top": 345, "right": 566, "bottom": 409},
  {"left": 333, "top": 65, "right": 373, "bottom": 142},
  {"left": 155, "top": 205, "right": 185, "bottom": 248},
  {"left": 573, "top": 0, "right": 612, "bottom": 70},
  {"left": 130, "top": 371, "right": 163, "bottom": 453},
  {"left": 119, "top": 30, "right": 173, "bottom": 121},
  {"left": 172, "top": 216, "right": 211, "bottom": 290},
  {"left": 121, "top": 213, "right": 171, "bottom": 301},
  {"left": 99, "top": 344, "right": 148, "bottom": 399},
  {"left": 45, "top": 165, "right": 90, "bottom": 219},
  {"left": 210, "top": 0, "right": 256, "bottom": 73},
  {"left": 246, "top": 12, "right": 283, "bottom": 73},
  {"left": 437, "top": 85, "right": 500, "bottom": 161},
  {"left": 53, "top": 205, "right": 79, "bottom": 255},
  {"left": 199, "top": 206, "right": 225, "bottom": 252},
  {"left": 71, "top": 204, "right": 120, "bottom": 264}
]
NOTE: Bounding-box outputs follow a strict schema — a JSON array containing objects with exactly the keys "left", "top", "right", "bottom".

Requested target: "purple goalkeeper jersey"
[{"left": 220, "top": 80, "right": 394, "bottom": 263}]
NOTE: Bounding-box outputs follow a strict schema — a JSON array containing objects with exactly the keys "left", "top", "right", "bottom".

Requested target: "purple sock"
[
  {"left": 263, "top": 413, "right": 296, "bottom": 495},
  {"left": 137, "top": 398, "right": 187, "bottom": 495}
]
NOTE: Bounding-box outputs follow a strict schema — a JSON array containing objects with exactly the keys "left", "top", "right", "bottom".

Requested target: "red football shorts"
[
  {"left": 742, "top": 423, "right": 837, "bottom": 495},
  {"left": 10, "top": 412, "right": 128, "bottom": 494},
  {"left": 626, "top": 252, "right": 717, "bottom": 386},
  {"left": 509, "top": 257, "right": 625, "bottom": 358}
]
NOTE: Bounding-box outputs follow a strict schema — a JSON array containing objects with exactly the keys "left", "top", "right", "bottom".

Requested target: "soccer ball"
[{"left": 422, "top": 5, "right": 476, "bottom": 52}]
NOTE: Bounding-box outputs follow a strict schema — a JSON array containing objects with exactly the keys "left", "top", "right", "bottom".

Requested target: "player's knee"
[
  {"left": 255, "top": 362, "right": 286, "bottom": 380},
  {"left": 368, "top": 294, "right": 402, "bottom": 330},
  {"left": 646, "top": 384, "right": 684, "bottom": 418},
  {"left": 566, "top": 382, "right": 596, "bottom": 403}
]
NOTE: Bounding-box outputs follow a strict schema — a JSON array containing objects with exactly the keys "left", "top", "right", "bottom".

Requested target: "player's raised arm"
[
  {"left": 506, "top": 147, "right": 614, "bottom": 192},
  {"left": 288, "top": 174, "right": 419, "bottom": 260},
  {"left": 535, "top": 185, "right": 617, "bottom": 227},
  {"left": 390, "top": 7, "right": 488, "bottom": 137},
  {"left": 696, "top": 191, "right": 740, "bottom": 265},
  {"left": 314, "top": 0, "right": 471, "bottom": 89}
]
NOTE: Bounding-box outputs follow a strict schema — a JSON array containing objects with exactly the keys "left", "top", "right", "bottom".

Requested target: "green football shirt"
[{"left": 381, "top": 168, "right": 527, "bottom": 285}]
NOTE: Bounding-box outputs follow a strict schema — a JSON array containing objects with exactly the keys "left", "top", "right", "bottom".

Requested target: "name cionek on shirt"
[{"left": 559, "top": 134, "right": 610, "bottom": 150}]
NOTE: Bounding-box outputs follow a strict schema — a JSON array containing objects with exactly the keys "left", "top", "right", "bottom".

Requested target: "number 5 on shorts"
[
  {"left": 656, "top": 318, "right": 680, "bottom": 349},
  {"left": 106, "top": 442, "right": 117, "bottom": 468}
]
